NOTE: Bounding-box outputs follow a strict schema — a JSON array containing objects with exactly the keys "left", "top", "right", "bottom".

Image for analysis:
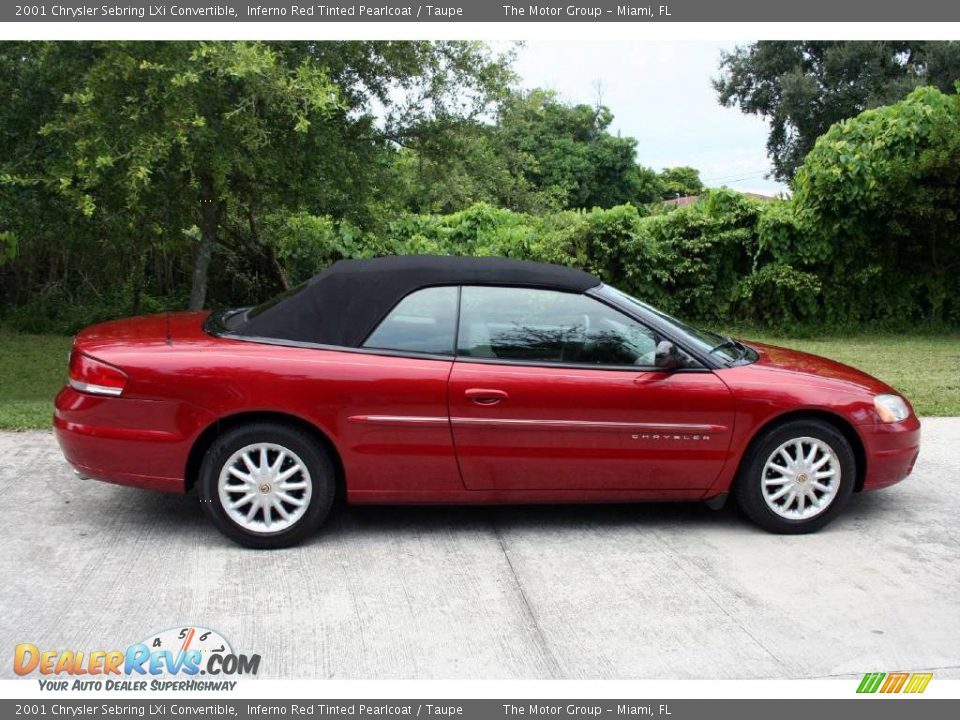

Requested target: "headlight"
[{"left": 874, "top": 394, "right": 910, "bottom": 423}]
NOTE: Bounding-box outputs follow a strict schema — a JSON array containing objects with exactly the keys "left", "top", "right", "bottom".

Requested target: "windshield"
[{"left": 596, "top": 285, "right": 752, "bottom": 365}]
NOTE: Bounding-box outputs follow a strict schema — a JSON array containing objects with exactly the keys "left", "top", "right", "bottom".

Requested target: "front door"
[{"left": 448, "top": 286, "right": 734, "bottom": 491}]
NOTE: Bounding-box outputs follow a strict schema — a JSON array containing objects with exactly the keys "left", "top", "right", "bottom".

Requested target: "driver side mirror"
[{"left": 655, "top": 340, "right": 682, "bottom": 371}]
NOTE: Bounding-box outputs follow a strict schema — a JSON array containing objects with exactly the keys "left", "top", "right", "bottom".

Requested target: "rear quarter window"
[{"left": 362, "top": 286, "right": 458, "bottom": 356}]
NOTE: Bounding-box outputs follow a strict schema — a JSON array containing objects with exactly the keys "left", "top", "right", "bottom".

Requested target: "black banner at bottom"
[{"left": 2, "top": 699, "right": 957, "bottom": 720}]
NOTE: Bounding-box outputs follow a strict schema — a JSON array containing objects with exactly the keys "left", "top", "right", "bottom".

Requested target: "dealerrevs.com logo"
[{"left": 14, "top": 626, "right": 260, "bottom": 691}]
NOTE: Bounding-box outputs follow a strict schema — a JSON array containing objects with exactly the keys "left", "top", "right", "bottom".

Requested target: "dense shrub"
[
  {"left": 791, "top": 86, "right": 960, "bottom": 324},
  {"left": 251, "top": 193, "right": 777, "bottom": 328},
  {"left": 626, "top": 190, "right": 760, "bottom": 321},
  {"left": 733, "top": 263, "right": 822, "bottom": 329},
  {"left": 0, "top": 284, "right": 169, "bottom": 335}
]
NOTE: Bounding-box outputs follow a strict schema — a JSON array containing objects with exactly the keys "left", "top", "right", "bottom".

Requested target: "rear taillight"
[{"left": 68, "top": 351, "right": 128, "bottom": 397}]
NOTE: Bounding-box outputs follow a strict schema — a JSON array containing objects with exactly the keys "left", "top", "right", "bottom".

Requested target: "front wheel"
[
  {"left": 733, "top": 419, "right": 855, "bottom": 534},
  {"left": 198, "top": 423, "right": 336, "bottom": 549}
]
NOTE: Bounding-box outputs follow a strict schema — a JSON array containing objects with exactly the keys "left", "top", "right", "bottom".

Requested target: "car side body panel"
[
  {"left": 56, "top": 312, "right": 465, "bottom": 498},
  {"left": 448, "top": 361, "right": 735, "bottom": 491},
  {"left": 54, "top": 313, "right": 921, "bottom": 505}
]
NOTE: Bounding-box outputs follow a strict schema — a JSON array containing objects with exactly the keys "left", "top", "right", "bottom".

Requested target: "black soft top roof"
[{"left": 233, "top": 255, "right": 601, "bottom": 348}]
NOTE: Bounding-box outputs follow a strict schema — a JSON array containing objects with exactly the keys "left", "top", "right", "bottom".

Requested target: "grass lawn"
[
  {"left": 737, "top": 332, "right": 960, "bottom": 417},
  {"left": 0, "top": 330, "right": 72, "bottom": 431},
  {"left": 0, "top": 329, "right": 957, "bottom": 430}
]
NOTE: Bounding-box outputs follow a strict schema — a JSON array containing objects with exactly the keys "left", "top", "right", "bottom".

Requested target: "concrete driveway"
[{"left": 1, "top": 419, "right": 958, "bottom": 680}]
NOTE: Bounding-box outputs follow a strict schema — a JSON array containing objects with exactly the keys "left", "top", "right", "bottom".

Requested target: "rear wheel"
[
  {"left": 733, "top": 419, "right": 855, "bottom": 534},
  {"left": 198, "top": 423, "right": 336, "bottom": 548}
]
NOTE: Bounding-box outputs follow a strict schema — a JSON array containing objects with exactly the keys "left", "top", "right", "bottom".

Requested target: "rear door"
[{"left": 448, "top": 286, "right": 734, "bottom": 491}]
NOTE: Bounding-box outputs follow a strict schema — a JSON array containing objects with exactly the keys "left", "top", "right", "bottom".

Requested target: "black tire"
[
  {"left": 733, "top": 419, "right": 855, "bottom": 534},
  {"left": 198, "top": 422, "right": 336, "bottom": 549}
]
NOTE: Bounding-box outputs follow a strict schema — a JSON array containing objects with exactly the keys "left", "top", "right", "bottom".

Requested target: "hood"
[{"left": 742, "top": 340, "right": 897, "bottom": 397}]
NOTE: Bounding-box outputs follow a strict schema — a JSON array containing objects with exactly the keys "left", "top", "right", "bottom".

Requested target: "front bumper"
[
  {"left": 54, "top": 386, "right": 210, "bottom": 494},
  {"left": 858, "top": 415, "right": 921, "bottom": 491}
]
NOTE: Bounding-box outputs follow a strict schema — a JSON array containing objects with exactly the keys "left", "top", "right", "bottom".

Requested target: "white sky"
[{"left": 511, "top": 40, "right": 788, "bottom": 195}]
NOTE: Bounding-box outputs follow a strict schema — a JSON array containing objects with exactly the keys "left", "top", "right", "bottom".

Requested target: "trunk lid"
[{"left": 73, "top": 312, "right": 211, "bottom": 357}]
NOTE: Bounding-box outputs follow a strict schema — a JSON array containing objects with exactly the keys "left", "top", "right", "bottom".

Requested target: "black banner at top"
[{"left": 4, "top": 0, "right": 960, "bottom": 23}]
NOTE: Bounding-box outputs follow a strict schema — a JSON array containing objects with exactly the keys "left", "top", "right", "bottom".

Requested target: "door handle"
[{"left": 465, "top": 388, "right": 509, "bottom": 406}]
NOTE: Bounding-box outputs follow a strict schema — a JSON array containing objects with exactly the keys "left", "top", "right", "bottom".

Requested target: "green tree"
[
  {"left": 659, "top": 166, "right": 704, "bottom": 199},
  {"left": 715, "top": 41, "right": 960, "bottom": 181},
  {"left": 31, "top": 41, "right": 343, "bottom": 310},
  {"left": 495, "top": 90, "right": 663, "bottom": 209},
  {"left": 790, "top": 86, "right": 960, "bottom": 323},
  {"left": 0, "top": 42, "right": 105, "bottom": 307},
  {"left": 393, "top": 89, "right": 665, "bottom": 214},
  {"left": 391, "top": 120, "right": 548, "bottom": 214},
  {"left": 1, "top": 41, "right": 514, "bottom": 312}
]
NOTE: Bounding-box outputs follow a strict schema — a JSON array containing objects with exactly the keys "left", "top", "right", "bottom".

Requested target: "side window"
[
  {"left": 457, "top": 286, "right": 672, "bottom": 367},
  {"left": 363, "top": 286, "right": 458, "bottom": 355}
]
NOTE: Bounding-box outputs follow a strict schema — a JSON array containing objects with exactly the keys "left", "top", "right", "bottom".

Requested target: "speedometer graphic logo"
[{"left": 138, "top": 626, "right": 234, "bottom": 677}]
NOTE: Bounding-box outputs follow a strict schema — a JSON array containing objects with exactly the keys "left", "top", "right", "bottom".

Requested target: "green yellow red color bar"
[{"left": 857, "top": 672, "right": 933, "bottom": 694}]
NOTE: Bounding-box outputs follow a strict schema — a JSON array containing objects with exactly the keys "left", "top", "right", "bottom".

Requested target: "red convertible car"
[{"left": 55, "top": 256, "right": 920, "bottom": 548}]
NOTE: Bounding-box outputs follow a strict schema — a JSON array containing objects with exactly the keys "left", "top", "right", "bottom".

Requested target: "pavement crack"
[
  {"left": 491, "top": 514, "right": 563, "bottom": 679},
  {"left": 651, "top": 532, "right": 793, "bottom": 674}
]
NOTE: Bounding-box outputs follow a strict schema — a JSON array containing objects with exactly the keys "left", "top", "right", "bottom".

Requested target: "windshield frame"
[{"left": 589, "top": 284, "right": 757, "bottom": 368}]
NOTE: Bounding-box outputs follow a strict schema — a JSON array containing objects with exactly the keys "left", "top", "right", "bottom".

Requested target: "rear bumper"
[
  {"left": 859, "top": 416, "right": 921, "bottom": 491},
  {"left": 54, "top": 386, "right": 209, "bottom": 494}
]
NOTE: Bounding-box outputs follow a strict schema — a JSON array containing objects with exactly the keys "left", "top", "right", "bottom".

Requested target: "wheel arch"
[
  {"left": 735, "top": 409, "right": 867, "bottom": 492},
  {"left": 184, "top": 411, "right": 346, "bottom": 496}
]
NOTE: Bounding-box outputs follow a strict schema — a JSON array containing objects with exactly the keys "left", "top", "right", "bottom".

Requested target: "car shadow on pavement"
[
  {"left": 334, "top": 501, "right": 740, "bottom": 535},
  {"left": 71, "top": 478, "right": 907, "bottom": 550}
]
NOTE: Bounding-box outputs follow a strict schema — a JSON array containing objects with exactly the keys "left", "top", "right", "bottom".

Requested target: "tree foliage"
[
  {"left": 0, "top": 40, "right": 513, "bottom": 311},
  {"left": 398, "top": 90, "right": 663, "bottom": 213},
  {"left": 36, "top": 41, "right": 344, "bottom": 309},
  {"left": 791, "top": 86, "right": 960, "bottom": 323},
  {"left": 715, "top": 41, "right": 960, "bottom": 181},
  {"left": 658, "top": 166, "right": 704, "bottom": 199},
  {"left": 2, "top": 41, "right": 959, "bottom": 334},
  {"left": 494, "top": 90, "right": 662, "bottom": 209}
]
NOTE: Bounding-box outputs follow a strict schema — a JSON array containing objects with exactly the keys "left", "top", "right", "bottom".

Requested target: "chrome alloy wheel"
[
  {"left": 761, "top": 436, "right": 841, "bottom": 520},
  {"left": 217, "top": 443, "right": 312, "bottom": 534}
]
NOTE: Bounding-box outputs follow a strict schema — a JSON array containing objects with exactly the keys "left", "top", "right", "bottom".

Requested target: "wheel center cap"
[
  {"left": 797, "top": 473, "right": 808, "bottom": 484},
  {"left": 259, "top": 483, "right": 271, "bottom": 494}
]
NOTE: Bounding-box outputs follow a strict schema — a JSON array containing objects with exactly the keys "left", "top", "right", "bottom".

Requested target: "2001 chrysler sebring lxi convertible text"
[{"left": 54, "top": 256, "right": 921, "bottom": 548}]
